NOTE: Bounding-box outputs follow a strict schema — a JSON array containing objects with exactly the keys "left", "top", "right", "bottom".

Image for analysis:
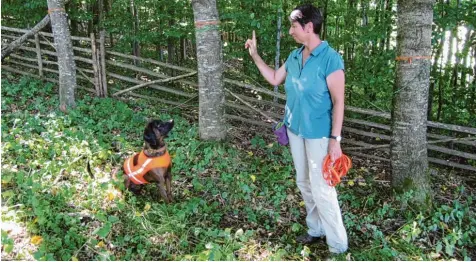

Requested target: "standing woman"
[{"left": 245, "top": 4, "right": 348, "bottom": 254}]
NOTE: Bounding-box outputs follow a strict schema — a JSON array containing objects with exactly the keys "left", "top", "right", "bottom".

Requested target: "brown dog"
[{"left": 123, "top": 119, "right": 174, "bottom": 203}]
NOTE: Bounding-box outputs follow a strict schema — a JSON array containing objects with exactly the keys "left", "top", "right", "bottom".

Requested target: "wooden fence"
[{"left": 1, "top": 26, "right": 475, "bottom": 175}]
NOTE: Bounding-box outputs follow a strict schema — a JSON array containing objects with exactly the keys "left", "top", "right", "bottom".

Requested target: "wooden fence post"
[
  {"left": 90, "top": 33, "right": 102, "bottom": 96},
  {"left": 100, "top": 30, "right": 108, "bottom": 97},
  {"left": 34, "top": 34, "right": 43, "bottom": 77}
]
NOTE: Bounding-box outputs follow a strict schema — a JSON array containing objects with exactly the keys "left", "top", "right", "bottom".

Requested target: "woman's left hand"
[{"left": 328, "top": 139, "right": 342, "bottom": 161}]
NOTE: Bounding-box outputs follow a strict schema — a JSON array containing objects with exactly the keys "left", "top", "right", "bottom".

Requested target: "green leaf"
[
  {"left": 291, "top": 223, "right": 301, "bottom": 232},
  {"left": 444, "top": 240, "right": 454, "bottom": 256},
  {"left": 94, "top": 223, "right": 112, "bottom": 238},
  {"left": 209, "top": 249, "right": 222, "bottom": 261},
  {"left": 108, "top": 216, "right": 120, "bottom": 224},
  {"left": 435, "top": 241, "right": 442, "bottom": 253}
]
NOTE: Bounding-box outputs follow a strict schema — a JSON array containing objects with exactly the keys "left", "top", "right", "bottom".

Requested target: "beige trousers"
[{"left": 287, "top": 129, "right": 348, "bottom": 253}]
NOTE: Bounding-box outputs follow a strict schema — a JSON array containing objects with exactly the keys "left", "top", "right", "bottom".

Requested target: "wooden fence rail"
[{"left": 1, "top": 26, "right": 475, "bottom": 174}]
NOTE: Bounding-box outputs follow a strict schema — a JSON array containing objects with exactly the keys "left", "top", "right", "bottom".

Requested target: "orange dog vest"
[{"left": 123, "top": 150, "right": 171, "bottom": 185}]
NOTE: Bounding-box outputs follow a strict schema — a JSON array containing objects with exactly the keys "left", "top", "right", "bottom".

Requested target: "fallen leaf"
[
  {"left": 235, "top": 228, "right": 244, "bottom": 237},
  {"left": 31, "top": 235, "right": 43, "bottom": 245},
  {"left": 107, "top": 191, "right": 115, "bottom": 201},
  {"left": 250, "top": 175, "right": 256, "bottom": 183},
  {"left": 144, "top": 203, "right": 151, "bottom": 212}
]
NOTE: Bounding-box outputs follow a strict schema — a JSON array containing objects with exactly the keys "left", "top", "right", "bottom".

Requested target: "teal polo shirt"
[{"left": 284, "top": 41, "right": 344, "bottom": 139}]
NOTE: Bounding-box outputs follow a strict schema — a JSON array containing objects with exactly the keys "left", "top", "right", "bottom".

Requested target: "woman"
[{"left": 245, "top": 4, "right": 348, "bottom": 254}]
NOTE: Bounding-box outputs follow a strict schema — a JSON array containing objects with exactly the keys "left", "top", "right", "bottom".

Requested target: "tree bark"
[
  {"left": 385, "top": 0, "right": 393, "bottom": 51},
  {"left": 66, "top": 1, "right": 78, "bottom": 36},
  {"left": 1, "top": 15, "right": 50, "bottom": 61},
  {"left": 391, "top": 0, "right": 434, "bottom": 207},
  {"left": 130, "top": 0, "right": 140, "bottom": 65},
  {"left": 471, "top": 47, "right": 476, "bottom": 115},
  {"left": 273, "top": 6, "right": 282, "bottom": 103},
  {"left": 167, "top": 14, "right": 175, "bottom": 76},
  {"left": 428, "top": 27, "right": 445, "bottom": 120},
  {"left": 321, "top": 0, "right": 328, "bottom": 39},
  {"left": 460, "top": 30, "right": 474, "bottom": 88},
  {"left": 192, "top": 0, "right": 226, "bottom": 141},
  {"left": 47, "top": 0, "right": 77, "bottom": 110}
]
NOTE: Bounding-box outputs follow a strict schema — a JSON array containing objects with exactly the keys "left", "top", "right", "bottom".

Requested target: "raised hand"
[{"left": 244, "top": 30, "right": 258, "bottom": 57}]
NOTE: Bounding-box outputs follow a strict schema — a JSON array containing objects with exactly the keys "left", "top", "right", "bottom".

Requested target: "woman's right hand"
[{"left": 244, "top": 30, "right": 257, "bottom": 57}]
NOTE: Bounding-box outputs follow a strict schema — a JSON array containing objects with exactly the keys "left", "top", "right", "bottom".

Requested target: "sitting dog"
[{"left": 123, "top": 119, "right": 174, "bottom": 203}]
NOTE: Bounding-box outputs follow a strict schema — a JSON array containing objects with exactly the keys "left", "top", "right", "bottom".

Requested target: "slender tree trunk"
[
  {"left": 274, "top": 6, "right": 282, "bottom": 103},
  {"left": 322, "top": 0, "right": 328, "bottom": 39},
  {"left": 373, "top": 0, "right": 380, "bottom": 53},
  {"left": 437, "top": 56, "right": 444, "bottom": 121},
  {"left": 192, "top": 0, "right": 226, "bottom": 141},
  {"left": 385, "top": 0, "right": 393, "bottom": 51},
  {"left": 180, "top": 37, "right": 186, "bottom": 63},
  {"left": 428, "top": 28, "right": 445, "bottom": 120},
  {"left": 391, "top": 0, "right": 434, "bottom": 207},
  {"left": 130, "top": 0, "right": 140, "bottom": 65},
  {"left": 450, "top": 0, "right": 462, "bottom": 91},
  {"left": 98, "top": 0, "right": 104, "bottom": 31},
  {"left": 379, "top": 0, "right": 390, "bottom": 51},
  {"left": 47, "top": 0, "right": 77, "bottom": 111},
  {"left": 470, "top": 48, "right": 476, "bottom": 115},
  {"left": 105, "top": 0, "right": 114, "bottom": 47},
  {"left": 167, "top": 13, "right": 175, "bottom": 75},
  {"left": 344, "top": 0, "right": 356, "bottom": 66},
  {"left": 460, "top": 30, "right": 474, "bottom": 88},
  {"left": 66, "top": 1, "right": 78, "bottom": 36},
  {"left": 87, "top": 1, "right": 94, "bottom": 36}
]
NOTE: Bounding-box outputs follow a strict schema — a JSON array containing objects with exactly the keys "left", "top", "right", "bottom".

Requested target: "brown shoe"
[{"left": 296, "top": 233, "right": 324, "bottom": 244}]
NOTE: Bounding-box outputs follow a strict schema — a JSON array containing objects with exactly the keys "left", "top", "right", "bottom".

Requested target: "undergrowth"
[{"left": 1, "top": 75, "right": 475, "bottom": 261}]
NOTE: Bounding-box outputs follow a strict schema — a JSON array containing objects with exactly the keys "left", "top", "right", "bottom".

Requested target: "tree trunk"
[
  {"left": 47, "top": 0, "right": 77, "bottom": 110},
  {"left": 450, "top": 0, "right": 462, "bottom": 90},
  {"left": 130, "top": 0, "right": 140, "bottom": 65},
  {"left": 373, "top": 0, "right": 380, "bottom": 53},
  {"left": 167, "top": 15, "right": 176, "bottom": 75},
  {"left": 66, "top": 1, "right": 78, "bottom": 36},
  {"left": 321, "top": 0, "right": 328, "bottom": 39},
  {"left": 180, "top": 37, "right": 186, "bottom": 63},
  {"left": 391, "top": 0, "right": 434, "bottom": 207},
  {"left": 87, "top": 1, "right": 94, "bottom": 36},
  {"left": 274, "top": 6, "right": 282, "bottom": 103},
  {"left": 460, "top": 30, "right": 474, "bottom": 88},
  {"left": 192, "top": 0, "right": 226, "bottom": 141},
  {"left": 470, "top": 47, "right": 476, "bottom": 115},
  {"left": 428, "top": 28, "right": 445, "bottom": 120},
  {"left": 385, "top": 0, "right": 393, "bottom": 51}
]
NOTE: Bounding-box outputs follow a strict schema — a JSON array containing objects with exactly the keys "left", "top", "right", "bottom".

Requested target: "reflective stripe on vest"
[{"left": 123, "top": 150, "right": 171, "bottom": 185}]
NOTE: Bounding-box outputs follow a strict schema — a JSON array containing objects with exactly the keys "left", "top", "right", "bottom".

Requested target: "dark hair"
[{"left": 289, "top": 4, "right": 323, "bottom": 35}]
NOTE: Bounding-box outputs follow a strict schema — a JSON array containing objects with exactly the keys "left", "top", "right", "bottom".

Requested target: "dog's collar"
[{"left": 143, "top": 146, "right": 167, "bottom": 157}]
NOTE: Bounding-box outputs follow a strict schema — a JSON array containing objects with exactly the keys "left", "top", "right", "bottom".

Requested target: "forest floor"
[{"left": 1, "top": 75, "right": 475, "bottom": 261}]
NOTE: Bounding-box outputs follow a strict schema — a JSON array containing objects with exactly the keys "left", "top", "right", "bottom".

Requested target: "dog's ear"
[{"left": 156, "top": 119, "right": 174, "bottom": 137}]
